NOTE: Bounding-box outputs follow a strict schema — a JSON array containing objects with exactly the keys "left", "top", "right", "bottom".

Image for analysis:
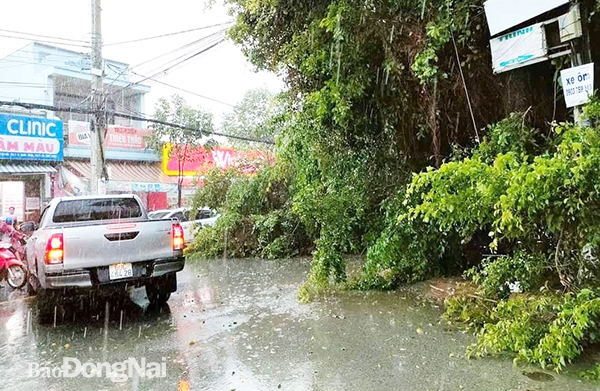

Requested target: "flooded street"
[{"left": 0, "top": 257, "right": 598, "bottom": 390}]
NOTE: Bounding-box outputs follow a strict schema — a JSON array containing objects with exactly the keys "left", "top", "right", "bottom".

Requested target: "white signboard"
[
  {"left": 560, "top": 63, "right": 595, "bottom": 108},
  {"left": 25, "top": 197, "right": 40, "bottom": 210},
  {"left": 490, "top": 23, "right": 547, "bottom": 74},
  {"left": 484, "top": 0, "right": 569, "bottom": 36}
]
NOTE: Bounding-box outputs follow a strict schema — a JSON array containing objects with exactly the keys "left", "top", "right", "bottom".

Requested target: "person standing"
[{"left": 5, "top": 206, "right": 17, "bottom": 227}]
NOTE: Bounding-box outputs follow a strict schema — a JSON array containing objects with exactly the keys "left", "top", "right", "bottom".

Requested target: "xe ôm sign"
[
  {"left": 68, "top": 120, "right": 152, "bottom": 150},
  {"left": 490, "top": 22, "right": 548, "bottom": 74},
  {"left": 560, "top": 63, "right": 595, "bottom": 108},
  {"left": 0, "top": 114, "right": 64, "bottom": 161}
]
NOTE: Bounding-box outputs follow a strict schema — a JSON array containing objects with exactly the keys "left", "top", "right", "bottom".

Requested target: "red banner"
[{"left": 162, "top": 144, "right": 273, "bottom": 176}]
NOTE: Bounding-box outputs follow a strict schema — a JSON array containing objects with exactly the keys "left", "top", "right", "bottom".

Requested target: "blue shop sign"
[{"left": 0, "top": 114, "right": 64, "bottom": 161}]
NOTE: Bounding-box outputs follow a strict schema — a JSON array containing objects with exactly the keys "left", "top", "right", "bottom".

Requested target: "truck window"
[
  {"left": 53, "top": 198, "right": 143, "bottom": 223},
  {"left": 196, "top": 209, "right": 212, "bottom": 220},
  {"left": 171, "top": 212, "right": 186, "bottom": 222}
]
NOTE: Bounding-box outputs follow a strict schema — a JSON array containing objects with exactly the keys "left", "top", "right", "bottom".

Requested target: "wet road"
[{"left": 0, "top": 257, "right": 599, "bottom": 391}]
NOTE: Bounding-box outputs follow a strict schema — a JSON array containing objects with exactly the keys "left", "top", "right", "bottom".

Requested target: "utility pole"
[
  {"left": 569, "top": 1, "right": 593, "bottom": 124},
  {"left": 90, "top": 0, "right": 105, "bottom": 194}
]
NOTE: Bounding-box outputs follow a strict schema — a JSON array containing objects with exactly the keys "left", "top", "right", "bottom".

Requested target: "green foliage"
[
  {"left": 582, "top": 93, "right": 600, "bottom": 125},
  {"left": 221, "top": 88, "right": 285, "bottom": 150},
  {"left": 444, "top": 296, "right": 493, "bottom": 329},
  {"left": 476, "top": 112, "right": 540, "bottom": 163},
  {"left": 192, "top": 167, "right": 239, "bottom": 210},
  {"left": 581, "top": 363, "right": 600, "bottom": 380},
  {"left": 358, "top": 103, "right": 600, "bottom": 292},
  {"left": 148, "top": 94, "right": 215, "bottom": 206},
  {"left": 454, "top": 290, "right": 600, "bottom": 372},
  {"left": 149, "top": 94, "right": 215, "bottom": 153},
  {"left": 225, "top": 0, "right": 514, "bottom": 298},
  {"left": 187, "top": 165, "right": 313, "bottom": 260},
  {"left": 356, "top": 153, "right": 504, "bottom": 288},
  {"left": 466, "top": 252, "right": 548, "bottom": 299}
]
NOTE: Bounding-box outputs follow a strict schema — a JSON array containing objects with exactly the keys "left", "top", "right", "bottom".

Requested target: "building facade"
[{"left": 0, "top": 42, "right": 182, "bottom": 219}]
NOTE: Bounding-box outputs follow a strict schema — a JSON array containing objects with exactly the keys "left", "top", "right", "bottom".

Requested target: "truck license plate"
[{"left": 109, "top": 262, "right": 133, "bottom": 280}]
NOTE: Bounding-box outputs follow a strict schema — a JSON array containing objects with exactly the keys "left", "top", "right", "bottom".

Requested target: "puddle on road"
[
  {"left": 523, "top": 371, "right": 556, "bottom": 382},
  {"left": 0, "top": 257, "right": 597, "bottom": 391}
]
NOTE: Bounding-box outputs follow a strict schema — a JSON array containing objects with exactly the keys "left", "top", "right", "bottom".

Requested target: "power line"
[
  {"left": 0, "top": 34, "right": 90, "bottom": 48},
  {"left": 0, "top": 100, "right": 274, "bottom": 145},
  {"left": 0, "top": 80, "right": 52, "bottom": 86},
  {"left": 0, "top": 29, "right": 88, "bottom": 44},
  {"left": 113, "top": 111, "right": 275, "bottom": 145},
  {"left": 131, "top": 30, "right": 227, "bottom": 73},
  {"left": 111, "top": 36, "right": 226, "bottom": 97},
  {"left": 105, "top": 31, "right": 227, "bottom": 97},
  {"left": 140, "top": 38, "right": 226, "bottom": 82},
  {"left": 131, "top": 71, "right": 235, "bottom": 107},
  {"left": 0, "top": 100, "right": 92, "bottom": 114},
  {"left": 103, "top": 22, "right": 233, "bottom": 46}
]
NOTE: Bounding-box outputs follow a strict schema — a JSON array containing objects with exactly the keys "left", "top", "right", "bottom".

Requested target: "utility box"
[{"left": 559, "top": 4, "right": 582, "bottom": 42}]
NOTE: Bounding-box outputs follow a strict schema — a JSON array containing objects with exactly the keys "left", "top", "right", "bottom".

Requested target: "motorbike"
[{"left": 0, "top": 220, "right": 27, "bottom": 289}]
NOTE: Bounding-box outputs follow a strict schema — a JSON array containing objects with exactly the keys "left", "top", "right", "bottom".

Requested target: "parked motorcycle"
[{"left": 0, "top": 220, "right": 27, "bottom": 289}]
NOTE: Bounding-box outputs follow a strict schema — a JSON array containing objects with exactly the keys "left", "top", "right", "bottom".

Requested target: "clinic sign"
[{"left": 0, "top": 114, "right": 64, "bottom": 161}]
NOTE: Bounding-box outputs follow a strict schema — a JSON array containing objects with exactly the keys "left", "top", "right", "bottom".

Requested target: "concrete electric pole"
[{"left": 90, "top": 0, "right": 105, "bottom": 194}]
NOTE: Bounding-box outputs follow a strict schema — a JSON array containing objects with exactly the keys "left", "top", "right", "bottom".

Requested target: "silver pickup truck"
[{"left": 25, "top": 194, "right": 185, "bottom": 317}]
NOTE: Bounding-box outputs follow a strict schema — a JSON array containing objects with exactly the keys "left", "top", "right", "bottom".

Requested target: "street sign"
[
  {"left": 484, "top": 0, "right": 569, "bottom": 36},
  {"left": 490, "top": 22, "right": 547, "bottom": 74},
  {"left": 0, "top": 114, "right": 64, "bottom": 161},
  {"left": 560, "top": 63, "right": 595, "bottom": 108}
]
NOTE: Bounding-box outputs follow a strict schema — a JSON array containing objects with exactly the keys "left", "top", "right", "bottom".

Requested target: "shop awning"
[
  {"left": 0, "top": 164, "right": 57, "bottom": 174},
  {"left": 66, "top": 161, "right": 178, "bottom": 184}
]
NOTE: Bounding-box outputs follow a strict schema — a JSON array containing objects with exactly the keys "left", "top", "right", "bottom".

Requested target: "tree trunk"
[{"left": 177, "top": 181, "right": 182, "bottom": 208}]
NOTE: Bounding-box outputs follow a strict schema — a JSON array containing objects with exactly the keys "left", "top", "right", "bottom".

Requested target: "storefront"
[
  {"left": 0, "top": 112, "right": 64, "bottom": 223},
  {"left": 58, "top": 120, "right": 184, "bottom": 210}
]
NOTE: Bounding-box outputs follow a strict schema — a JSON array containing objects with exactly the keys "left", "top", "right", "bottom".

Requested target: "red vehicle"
[{"left": 0, "top": 220, "right": 27, "bottom": 289}]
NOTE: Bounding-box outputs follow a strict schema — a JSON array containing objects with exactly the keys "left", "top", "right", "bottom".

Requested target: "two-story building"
[{"left": 0, "top": 42, "right": 180, "bottom": 220}]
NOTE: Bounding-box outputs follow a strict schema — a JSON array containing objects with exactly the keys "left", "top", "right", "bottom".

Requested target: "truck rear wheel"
[
  {"left": 146, "top": 273, "right": 176, "bottom": 306},
  {"left": 26, "top": 274, "right": 38, "bottom": 296},
  {"left": 36, "top": 289, "right": 58, "bottom": 324}
]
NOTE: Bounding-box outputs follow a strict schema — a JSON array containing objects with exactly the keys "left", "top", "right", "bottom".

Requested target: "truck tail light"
[
  {"left": 172, "top": 223, "right": 185, "bottom": 250},
  {"left": 45, "top": 233, "right": 64, "bottom": 265}
]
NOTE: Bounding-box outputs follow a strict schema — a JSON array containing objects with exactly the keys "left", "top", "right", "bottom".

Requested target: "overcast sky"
[{"left": 0, "top": 0, "right": 284, "bottom": 125}]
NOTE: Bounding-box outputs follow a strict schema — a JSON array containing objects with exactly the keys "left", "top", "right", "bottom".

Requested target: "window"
[
  {"left": 149, "top": 211, "right": 169, "bottom": 219},
  {"left": 39, "top": 205, "right": 50, "bottom": 225},
  {"left": 53, "top": 198, "right": 142, "bottom": 223},
  {"left": 171, "top": 212, "right": 186, "bottom": 222},
  {"left": 196, "top": 209, "right": 213, "bottom": 220}
]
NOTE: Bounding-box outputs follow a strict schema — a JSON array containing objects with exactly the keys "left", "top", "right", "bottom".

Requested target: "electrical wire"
[
  {"left": 0, "top": 100, "right": 274, "bottom": 144},
  {"left": 0, "top": 34, "right": 90, "bottom": 48},
  {"left": 103, "top": 22, "right": 233, "bottom": 46},
  {"left": 131, "top": 71, "right": 235, "bottom": 107},
  {"left": 0, "top": 29, "right": 88, "bottom": 44},
  {"left": 0, "top": 81, "right": 52, "bottom": 86},
  {"left": 110, "top": 34, "right": 226, "bottom": 97},
  {"left": 131, "top": 30, "right": 227, "bottom": 75},
  {"left": 113, "top": 111, "right": 274, "bottom": 144},
  {"left": 140, "top": 37, "right": 226, "bottom": 82},
  {"left": 103, "top": 29, "right": 228, "bottom": 96}
]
